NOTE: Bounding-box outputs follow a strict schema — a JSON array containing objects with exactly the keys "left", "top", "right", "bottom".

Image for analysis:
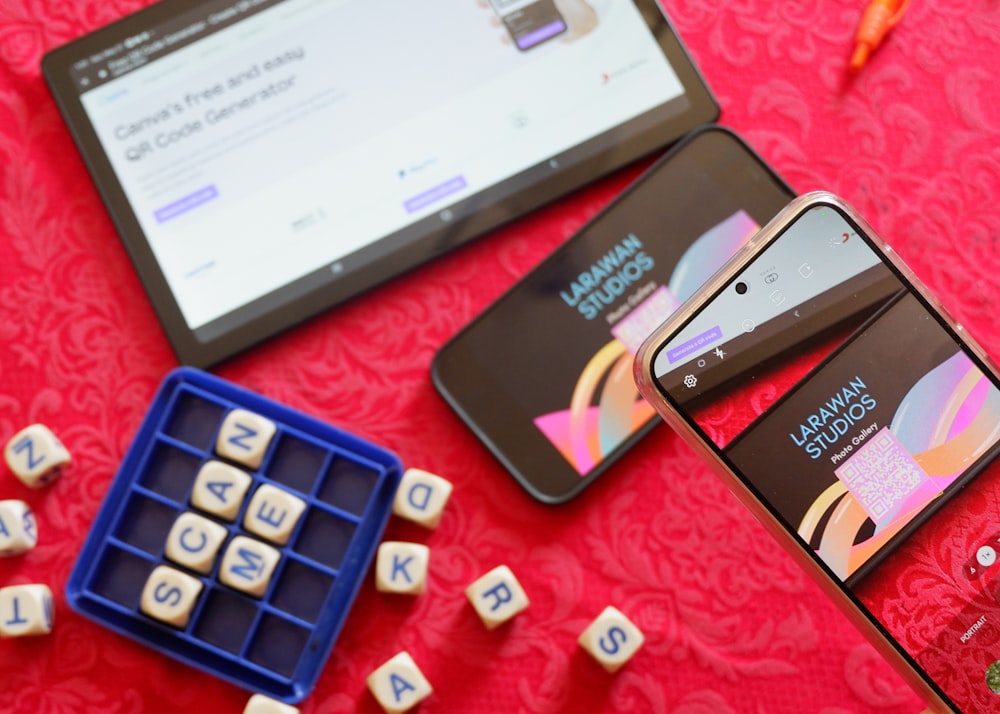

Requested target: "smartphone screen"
[
  {"left": 433, "top": 127, "right": 794, "bottom": 502},
  {"left": 644, "top": 198, "right": 1000, "bottom": 711},
  {"left": 488, "top": 0, "right": 567, "bottom": 50}
]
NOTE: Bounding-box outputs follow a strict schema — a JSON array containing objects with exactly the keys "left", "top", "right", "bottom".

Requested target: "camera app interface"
[{"left": 653, "top": 205, "right": 1000, "bottom": 711}]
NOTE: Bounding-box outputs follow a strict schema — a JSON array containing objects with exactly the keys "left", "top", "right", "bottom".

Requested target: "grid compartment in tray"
[{"left": 66, "top": 367, "right": 403, "bottom": 703}]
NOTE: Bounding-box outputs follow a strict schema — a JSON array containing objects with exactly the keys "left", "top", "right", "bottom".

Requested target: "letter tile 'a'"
[{"left": 366, "top": 651, "right": 432, "bottom": 713}]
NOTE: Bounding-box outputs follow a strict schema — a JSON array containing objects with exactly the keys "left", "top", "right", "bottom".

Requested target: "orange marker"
[{"left": 850, "top": 0, "right": 911, "bottom": 72}]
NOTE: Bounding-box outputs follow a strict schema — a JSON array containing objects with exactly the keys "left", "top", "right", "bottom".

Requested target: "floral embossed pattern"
[{"left": 0, "top": 0, "right": 997, "bottom": 712}]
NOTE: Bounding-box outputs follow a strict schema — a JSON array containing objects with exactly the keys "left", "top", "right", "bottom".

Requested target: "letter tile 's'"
[
  {"left": 375, "top": 542, "right": 429, "bottom": 595},
  {"left": 140, "top": 565, "right": 203, "bottom": 628},
  {"left": 219, "top": 535, "right": 281, "bottom": 598},
  {"left": 391, "top": 468, "right": 453, "bottom": 529},
  {"left": 191, "top": 460, "right": 253, "bottom": 521},
  {"left": 0, "top": 584, "right": 54, "bottom": 637},
  {"left": 215, "top": 409, "right": 276, "bottom": 469},
  {"left": 367, "top": 651, "right": 432, "bottom": 713},
  {"left": 0, "top": 500, "right": 38, "bottom": 557},
  {"left": 578, "top": 606, "right": 645, "bottom": 672},
  {"left": 4, "top": 424, "right": 70, "bottom": 488},
  {"left": 465, "top": 564, "right": 529, "bottom": 629},
  {"left": 243, "top": 484, "right": 306, "bottom": 545}
]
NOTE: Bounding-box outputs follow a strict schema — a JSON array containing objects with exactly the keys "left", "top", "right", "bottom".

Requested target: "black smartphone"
[
  {"left": 432, "top": 126, "right": 795, "bottom": 503},
  {"left": 635, "top": 192, "right": 1000, "bottom": 712},
  {"left": 488, "top": 0, "right": 567, "bottom": 50}
]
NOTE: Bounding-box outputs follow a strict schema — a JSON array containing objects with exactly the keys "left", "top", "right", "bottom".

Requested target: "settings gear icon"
[{"left": 683, "top": 374, "right": 698, "bottom": 388}]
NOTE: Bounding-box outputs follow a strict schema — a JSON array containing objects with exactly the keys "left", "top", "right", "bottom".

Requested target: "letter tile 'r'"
[
  {"left": 215, "top": 409, "right": 276, "bottom": 469},
  {"left": 465, "top": 564, "right": 529, "bottom": 629}
]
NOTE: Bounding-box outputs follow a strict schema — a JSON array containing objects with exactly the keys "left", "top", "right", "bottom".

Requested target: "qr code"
[{"left": 834, "top": 428, "right": 936, "bottom": 527}]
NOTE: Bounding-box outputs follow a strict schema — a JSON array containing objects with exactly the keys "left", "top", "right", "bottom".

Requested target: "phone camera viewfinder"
[{"left": 735, "top": 282, "right": 748, "bottom": 295}]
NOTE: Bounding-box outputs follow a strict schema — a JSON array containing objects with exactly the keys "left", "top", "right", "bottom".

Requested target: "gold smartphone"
[{"left": 634, "top": 191, "right": 1000, "bottom": 713}]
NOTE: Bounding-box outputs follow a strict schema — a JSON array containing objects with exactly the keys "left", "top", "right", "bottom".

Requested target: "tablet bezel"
[{"left": 42, "top": 0, "right": 719, "bottom": 367}]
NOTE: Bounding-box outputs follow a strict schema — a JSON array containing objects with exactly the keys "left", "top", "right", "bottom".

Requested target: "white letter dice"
[
  {"left": 392, "top": 468, "right": 453, "bottom": 529},
  {"left": 165, "top": 512, "right": 228, "bottom": 574},
  {"left": 243, "top": 693, "right": 299, "bottom": 714},
  {"left": 216, "top": 409, "right": 276, "bottom": 469},
  {"left": 578, "top": 606, "right": 645, "bottom": 672},
  {"left": 191, "top": 460, "right": 252, "bottom": 521},
  {"left": 466, "top": 564, "right": 529, "bottom": 629},
  {"left": 140, "top": 565, "right": 204, "bottom": 628},
  {"left": 219, "top": 535, "right": 281, "bottom": 597},
  {"left": 375, "top": 542, "right": 429, "bottom": 595},
  {"left": 244, "top": 484, "right": 306, "bottom": 545},
  {"left": 0, "top": 500, "right": 37, "bottom": 556},
  {"left": 367, "top": 651, "right": 432, "bottom": 713},
  {"left": 4, "top": 424, "right": 70, "bottom": 488},
  {"left": 0, "top": 584, "right": 54, "bottom": 637}
]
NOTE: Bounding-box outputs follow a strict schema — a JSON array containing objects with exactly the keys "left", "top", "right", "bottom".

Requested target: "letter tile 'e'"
[
  {"left": 0, "top": 500, "right": 38, "bottom": 557},
  {"left": 366, "top": 651, "right": 432, "bottom": 714},
  {"left": 243, "top": 484, "right": 306, "bottom": 545},
  {"left": 0, "top": 584, "right": 54, "bottom": 637},
  {"left": 219, "top": 535, "right": 281, "bottom": 598},
  {"left": 140, "top": 565, "right": 203, "bottom": 628},
  {"left": 578, "top": 606, "right": 645, "bottom": 672},
  {"left": 4, "top": 424, "right": 71, "bottom": 488},
  {"left": 243, "top": 693, "right": 299, "bottom": 714},
  {"left": 165, "top": 511, "right": 229, "bottom": 574},
  {"left": 191, "top": 460, "right": 253, "bottom": 521},
  {"left": 392, "top": 468, "right": 453, "bottom": 529},
  {"left": 215, "top": 409, "right": 276, "bottom": 469},
  {"left": 375, "top": 542, "right": 429, "bottom": 595},
  {"left": 465, "top": 564, "right": 529, "bottom": 630}
]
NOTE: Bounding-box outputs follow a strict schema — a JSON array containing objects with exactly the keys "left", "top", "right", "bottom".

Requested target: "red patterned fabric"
[{"left": 1, "top": 0, "right": 997, "bottom": 712}]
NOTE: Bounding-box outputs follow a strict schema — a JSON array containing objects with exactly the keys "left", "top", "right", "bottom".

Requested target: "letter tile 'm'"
[
  {"left": 4, "top": 424, "right": 71, "bottom": 489},
  {"left": 215, "top": 409, "right": 276, "bottom": 469},
  {"left": 243, "top": 484, "right": 306, "bottom": 545},
  {"left": 392, "top": 468, "right": 453, "bottom": 529},
  {"left": 366, "top": 651, "right": 432, "bottom": 714},
  {"left": 219, "top": 535, "right": 281, "bottom": 598},
  {"left": 0, "top": 584, "right": 54, "bottom": 637},
  {"left": 0, "top": 500, "right": 38, "bottom": 557},
  {"left": 243, "top": 693, "right": 299, "bottom": 714},
  {"left": 191, "top": 460, "right": 253, "bottom": 521},
  {"left": 140, "top": 565, "right": 203, "bottom": 628},
  {"left": 375, "top": 542, "right": 429, "bottom": 595},
  {"left": 465, "top": 564, "right": 529, "bottom": 630},
  {"left": 165, "top": 511, "right": 229, "bottom": 574},
  {"left": 578, "top": 606, "right": 645, "bottom": 672}
]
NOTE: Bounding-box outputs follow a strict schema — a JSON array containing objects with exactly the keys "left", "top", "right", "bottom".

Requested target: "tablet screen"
[{"left": 43, "top": 0, "right": 718, "bottom": 366}]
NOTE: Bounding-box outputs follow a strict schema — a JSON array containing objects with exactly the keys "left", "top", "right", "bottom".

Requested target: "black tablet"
[
  {"left": 42, "top": 0, "right": 718, "bottom": 367},
  {"left": 432, "top": 127, "right": 795, "bottom": 503}
]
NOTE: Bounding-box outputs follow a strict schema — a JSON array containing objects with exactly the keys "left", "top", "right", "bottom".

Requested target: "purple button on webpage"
[
  {"left": 154, "top": 185, "right": 219, "bottom": 223},
  {"left": 516, "top": 20, "right": 567, "bottom": 50},
  {"left": 666, "top": 326, "right": 723, "bottom": 364},
  {"left": 403, "top": 176, "right": 466, "bottom": 214}
]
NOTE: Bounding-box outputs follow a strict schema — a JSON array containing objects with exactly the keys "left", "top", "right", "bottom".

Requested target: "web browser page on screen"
[{"left": 77, "top": 0, "right": 684, "bottom": 330}]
